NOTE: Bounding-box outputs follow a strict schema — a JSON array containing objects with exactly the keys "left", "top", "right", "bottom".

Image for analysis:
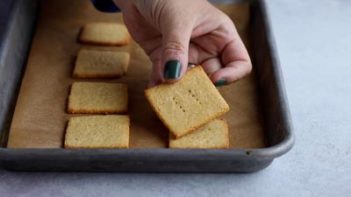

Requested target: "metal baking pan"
[{"left": 0, "top": 0, "right": 294, "bottom": 172}]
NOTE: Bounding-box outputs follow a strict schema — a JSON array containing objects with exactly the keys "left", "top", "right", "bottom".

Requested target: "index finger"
[{"left": 210, "top": 30, "right": 252, "bottom": 85}]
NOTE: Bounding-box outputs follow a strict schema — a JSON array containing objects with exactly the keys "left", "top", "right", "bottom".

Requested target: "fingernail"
[
  {"left": 188, "top": 63, "right": 195, "bottom": 68},
  {"left": 164, "top": 60, "right": 181, "bottom": 79},
  {"left": 215, "top": 79, "right": 227, "bottom": 87}
]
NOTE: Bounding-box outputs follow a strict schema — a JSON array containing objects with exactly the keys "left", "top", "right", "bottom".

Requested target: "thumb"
[{"left": 161, "top": 24, "right": 192, "bottom": 82}]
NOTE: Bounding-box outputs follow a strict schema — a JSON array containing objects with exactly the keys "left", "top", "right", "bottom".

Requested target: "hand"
[{"left": 114, "top": 0, "right": 252, "bottom": 86}]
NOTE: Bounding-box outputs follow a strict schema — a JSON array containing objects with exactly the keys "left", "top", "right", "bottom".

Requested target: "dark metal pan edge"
[{"left": 257, "top": 0, "right": 295, "bottom": 156}]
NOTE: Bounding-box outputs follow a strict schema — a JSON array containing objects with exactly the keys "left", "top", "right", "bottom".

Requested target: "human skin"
[{"left": 114, "top": 0, "right": 252, "bottom": 86}]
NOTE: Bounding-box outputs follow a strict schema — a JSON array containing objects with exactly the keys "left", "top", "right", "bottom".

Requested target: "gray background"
[{"left": 1, "top": 0, "right": 351, "bottom": 196}]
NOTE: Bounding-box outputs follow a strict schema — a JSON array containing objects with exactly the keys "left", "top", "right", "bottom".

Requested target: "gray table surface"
[{"left": 1, "top": 0, "right": 351, "bottom": 196}]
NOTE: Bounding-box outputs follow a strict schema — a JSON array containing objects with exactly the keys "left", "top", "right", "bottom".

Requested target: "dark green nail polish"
[
  {"left": 215, "top": 79, "right": 227, "bottom": 87},
  {"left": 164, "top": 60, "right": 181, "bottom": 79}
]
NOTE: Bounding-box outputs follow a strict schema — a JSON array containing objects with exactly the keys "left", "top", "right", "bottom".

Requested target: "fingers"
[
  {"left": 160, "top": 21, "right": 193, "bottom": 83},
  {"left": 149, "top": 37, "right": 190, "bottom": 85},
  {"left": 198, "top": 56, "right": 251, "bottom": 87},
  {"left": 188, "top": 42, "right": 221, "bottom": 76},
  {"left": 146, "top": 22, "right": 193, "bottom": 86},
  {"left": 161, "top": 37, "right": 190, "bottom": 83},
  {"left": 210, "top": 32, "right": 252, "bottom": 86},
  {"left": 188, "top": 39, "right": 251, "bottom": 87},
  {"left": 147, "top": 30, "right": 193, "bottom": 87},
  {"left": 210, "top": 61, "right": 252, "bottom": 86},
  {"left": 201, "top": 58, "right": 222, "bottom": 76},
  {"left": 148, "top": 56, "right": 163, "bottom": 87},
  {"left": 128, "top": 0, "right": 252, "bottom": 87}
]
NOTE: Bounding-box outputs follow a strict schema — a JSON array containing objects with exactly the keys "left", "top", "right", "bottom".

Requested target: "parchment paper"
[{"left": 7, "top": 0, "right": 265, "bottom": 148}]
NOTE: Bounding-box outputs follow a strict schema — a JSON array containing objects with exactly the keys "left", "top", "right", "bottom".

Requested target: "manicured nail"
[
  {"left": 164, "top": 60, "right": 181, "bottom": 79},
  {"left": 215, "top": 79, "right": 227, "bottom": 87}
]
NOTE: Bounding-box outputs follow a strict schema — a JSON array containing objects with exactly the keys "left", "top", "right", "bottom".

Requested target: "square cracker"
[
  {"left": 64, "top": 115, "right": 130, "bottom": 148},
  {"left": 169, "top": 119, "right": 229, "bottom": 149},
  {"left": 145, "top": 66, "right": 230, "bottom": 138},
  {"left": 73, "top": 49, "right": 130, "bottom": 78},
  {"left": 68, "top": 82, "right": 128, "bottom": 114},
  {"left": 79, "top": 23, "right": 131, "bottom": 46}
]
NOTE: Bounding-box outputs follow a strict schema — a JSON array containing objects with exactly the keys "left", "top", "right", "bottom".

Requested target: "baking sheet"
[{"left": 7, "top": 0, "right": 265, "bottom": 148}]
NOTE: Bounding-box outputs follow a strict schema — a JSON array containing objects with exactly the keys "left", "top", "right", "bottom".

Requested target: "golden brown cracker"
[
  {"left": 64, "top": 115, "right": 130, "bottom": 148},
  {"left": 73, "top": 49, "right": 130, "bottom": 78},
  {"left": 79, "top": 23, "right": 131, "bottom": 46},
  {"left": 145, "top": 66, "right": 230, "bottom": 138},
  {"left": 169, "top": 119, "right": 229, "bottom": 149},
  {"left": 68, "top": 82, "right": 128, "bottom": 114}
]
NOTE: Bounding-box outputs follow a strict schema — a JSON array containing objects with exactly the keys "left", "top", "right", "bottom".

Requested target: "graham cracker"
[
  {"left": 79, "top": 22, "right": 131, "bottom": 46},
  {"left": 64, "top": 115, "right": 130, "bottom": 148},
  {"left": 145, "top": 66, "right": 230, "bottom": 138},
  {"left": 73, "top": 49, "right": 130, "bottom": 78},
  {"left": 169, "top": 119, "right": 229, "bottom": 149},
  {"left": 68, "top": 82, "right": 128, "bottom": 114}
]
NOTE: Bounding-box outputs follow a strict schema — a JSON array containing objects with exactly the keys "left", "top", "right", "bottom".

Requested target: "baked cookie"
[
  {"left": 73, "top": 49, "right": 130, "bottom": 78},
  {"left": 79, "top": 22, "right": 131, "bottom": 46},
  {"left": 64, "top": 115, "right": 130, "bottom": 148},
  {"left": 169, "top": 119, "right": 229, "bottom": 149},
  {"left": 145, "top": 66, "right": 230, "bottom": 138},
  {"left": 68, "top": 82, "right": 128, "bottom": 114}
]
